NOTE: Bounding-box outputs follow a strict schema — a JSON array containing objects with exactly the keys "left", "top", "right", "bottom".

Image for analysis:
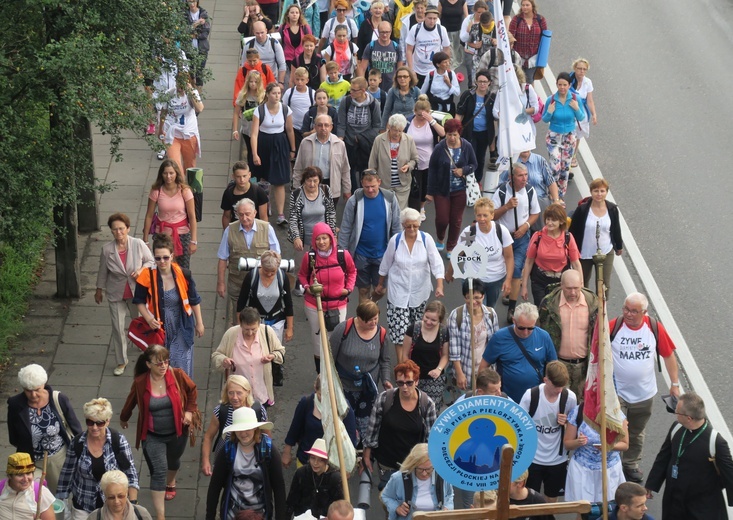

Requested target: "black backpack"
[
  {"left": 527, "top": 385, "right": 569, "bottom": 456},
  {"left": 402, "top": 470, "right": 445, "bottom": 508},
  {"left": 469, "top": 221, "right": 503, "bottom": 246},
  {"left": 497, "top": 183, "right": 535, "bottom": 208}
]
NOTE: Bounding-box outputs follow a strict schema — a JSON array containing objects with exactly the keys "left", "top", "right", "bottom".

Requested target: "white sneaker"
[
  {"left": 156, "top": 150, "right": 166, "bottom": 160},
  {"left": 420, "top": 208, "right": 426, "bottom": 222}
]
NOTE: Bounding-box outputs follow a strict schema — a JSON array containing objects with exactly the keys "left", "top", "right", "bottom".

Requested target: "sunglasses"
[
  {"left": 86, "top": 419, "right": 107, "bottom": 427},
  {"left": 154, "top": 255, "right": 171, "bottom": 261},
  {"left": 152, "top": 360, "right": 169, "bottom": 367},
  {"left": 516, "top": 326, "right": 535, "bottom": 331},
  {"left": 396, "top": 380, "right": 415, "bottom": 387}
]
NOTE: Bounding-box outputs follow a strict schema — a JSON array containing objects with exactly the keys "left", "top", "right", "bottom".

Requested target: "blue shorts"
[
  {"left": 512, "top": 232, "right": 530, "bottom": 279},
  {"left": 354, "top": 253, "right": 382, "bottom": 288}
]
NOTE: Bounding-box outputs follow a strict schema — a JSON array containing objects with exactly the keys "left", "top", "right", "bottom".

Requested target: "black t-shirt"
[
  {"left": 220, "top": 182, "right": 269, "bottom": 221},
  {"left": 406, "top": 322, "right": 447, "bottom": 379},
  {"left": 510, "top": 488, "right": 554, "bottom": 520},
  {"left": 376, "top": 393, "right": 423, "bottom": 468}
]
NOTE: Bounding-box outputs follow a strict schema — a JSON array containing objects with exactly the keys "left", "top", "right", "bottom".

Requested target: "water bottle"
[{"left": 354, "top": 365, "right": 362, "bottom": 387}]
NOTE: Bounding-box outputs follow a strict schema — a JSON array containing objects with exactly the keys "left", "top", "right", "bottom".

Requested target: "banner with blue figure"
[{"left": 428, "top": 395, "right": 537, "bottom": 491}]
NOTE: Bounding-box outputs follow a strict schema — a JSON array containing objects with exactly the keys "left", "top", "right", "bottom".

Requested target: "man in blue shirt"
[
  {"left": 479, "top": 302, "right": 557, "bottom": 402},
  {"left": 338, "top": 170, "right": 402, "bottom": 303}
]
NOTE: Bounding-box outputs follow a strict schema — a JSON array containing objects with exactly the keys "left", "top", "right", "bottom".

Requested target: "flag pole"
[
  {"left": 469, "top": 278, "right": 477, "bottom": 392},
  {"left": 35, "top": 451, "right": 48, "bottom": 519},
  {"left": 309, "top": 264, "right": 351, "bottom": 502},
  {"left": 593, "top": 222, "right": 609, "bottom": 520}
]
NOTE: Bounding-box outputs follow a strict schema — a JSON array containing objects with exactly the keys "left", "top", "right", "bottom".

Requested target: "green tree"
[{"left": 0, "top": 0, "right": 204, "bottom": 297}]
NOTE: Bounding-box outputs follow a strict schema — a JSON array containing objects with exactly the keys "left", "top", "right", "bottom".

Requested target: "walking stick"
[{"left": 35, "top": 451, "right": 48, "bottom": 520}]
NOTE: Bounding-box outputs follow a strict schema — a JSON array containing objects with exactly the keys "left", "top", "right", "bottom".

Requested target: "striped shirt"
[{"left": 448, "top": 304, "right": 500, "bottom": 383}]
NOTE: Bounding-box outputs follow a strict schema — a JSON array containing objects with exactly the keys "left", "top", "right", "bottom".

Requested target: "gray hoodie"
[{"left": 337, "top": 91, "right": 382, "bottom": 146}]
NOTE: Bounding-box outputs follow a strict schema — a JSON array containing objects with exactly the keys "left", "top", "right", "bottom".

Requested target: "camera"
[{"left": 237, "top": 257, "right": 294, "bottom": 272}]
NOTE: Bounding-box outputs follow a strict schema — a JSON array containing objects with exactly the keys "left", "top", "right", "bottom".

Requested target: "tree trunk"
[
  {"left": 76, "top": 117, "right": 99, "bottom": 232},
  {"left": 53, "top": 200, "right": 81, "bottom": 298}
]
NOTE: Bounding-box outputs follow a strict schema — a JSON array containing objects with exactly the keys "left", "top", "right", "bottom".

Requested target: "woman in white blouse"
[
  {"left": 374, "top": 208, "right": 445, "bottom": 345},
  {"left": 250, "top": 82, "right": 297, "bottom": 226}
]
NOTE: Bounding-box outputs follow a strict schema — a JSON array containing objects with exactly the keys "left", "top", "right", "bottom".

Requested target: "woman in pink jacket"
[{"left": 298, "top": 222, "right": 356, "bottom": 371}]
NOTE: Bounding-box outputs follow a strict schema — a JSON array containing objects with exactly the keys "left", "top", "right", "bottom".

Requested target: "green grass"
[{"left": 0, "top": 235, "right": 49, "bottom": 364}]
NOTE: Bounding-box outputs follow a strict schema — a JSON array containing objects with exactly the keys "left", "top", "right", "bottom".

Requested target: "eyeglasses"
[
  {"left": 516, "top": 326, "right": 535, "bottom": 331},
  {"left": 86, "top": 419, "right": 107, "bottom": 427},
  {"left": 379, "top": 30, "right": 391, "bottom": 34},
  {"left": 397, "top": 75, "right": 410, "bottom": 79},
  {"left": 154, "top": 255, "right": 171, "bottom": 262},
  {"left": 575, "top": 67, "right": 588, "bottom": 71},
  {"left": 396, "top": 380, "right": 415, "bottom": 387},
  {"left": 416, "top": 466, "right": 434, "bottom": 474},
  {"left": 622, "top": 306, "right": 643, "bottom": 315},
  {"left": 349, "top": 88, "right": 363, "bottom": 94},
  {"left": 151, "top": 360, "right": 169, "bottom": 367}
]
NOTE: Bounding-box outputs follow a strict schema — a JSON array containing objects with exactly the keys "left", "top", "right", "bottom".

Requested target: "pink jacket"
[{"left": 298, "top": 222, "right": 356, "bottom": 310}]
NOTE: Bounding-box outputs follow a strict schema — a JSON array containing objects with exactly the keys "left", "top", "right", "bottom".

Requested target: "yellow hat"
[{"left": 7, "top": 453, "right": 35, "bottom": 476}]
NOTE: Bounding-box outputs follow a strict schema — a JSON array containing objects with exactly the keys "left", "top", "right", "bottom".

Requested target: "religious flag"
[
  {"left": 494, "top": 0, "right": 536, "bottom": 165},
  {"left": 320, "top": 344, "right": 357, "bottom": 472},
  {"left": 583, "top": 302, "right": 624, "bottom": 443}
]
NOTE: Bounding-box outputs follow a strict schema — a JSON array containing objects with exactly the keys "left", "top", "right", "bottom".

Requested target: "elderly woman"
[
  {"left": 330, "top": 301, "right": 393, "bottom": 440},
  {"left": 0, "top": 453, "right": 56, "bottom": 520},
  {"left": 568, "top": 178, "right": 622, "bottom": 294},
  {"left": 288, "top": 166, "right": 337, "bottom": 295},
  {"left": 86, "top": 470, "right": 153, "bottom": 520},
  {"left": 212, "top": 307, "right": 286, "bottom": 407},
  {"left": 375, "top": 208, "right": 444, "bottom": 347},
  {"left": 363, "top": 360, "right": 437, "bottom": 490},
  {"left": 206, "top": 407, "right": 286, "bottom": 520},
  {"left": 56, "top": 398, "right": 138, "bottom": 520},
  {"left": 369, "top": 113, "right": 419, "bottom": 210},
  {"left": 448, "top": 198, "right": 514, "bottom": 307},
  {"left": 381, "top": 443, "right": 453, "bottom": 520},
  {"left": 120, "top": 345, "right": 198, "bottom": 518},
  {"left": 298, "top": 221, "right": 357, "bottom": 369},
  {"left": 448, "top": 279, "right": 500, "bottom": 392},
  {"left": 286, "top": 438, "right": 344, "bottom": 517},
  {"left": 541, "top": 72, "right": 586, "bottom": 198},
  {"left": 133, "top": 233, "right": 205, "bottom": 377},
  {"left": 236, "top": 250, "right": 294, "bottom": 344},
  {"left": 405, "top": 95, "right": 445, "bottom": 216},
  {"left": 508, "top": 0, "right": 548, "bottom": 82},
  {"left": 6, "top": 364, "right": 81, "bottom": 494},
  {"left": 399, "top": 301, "right": 449, "bottom": 409},
  {"left": 96, "top": 213, "right": 155, "bottom": 376},
  {"left": 521, "top": 203, "right": 582, "bottom": 305},
  {"left": 143, "top": 159, "right": 198, "bottom": 269},
  {"left": 381, "top": 66, "right": 422, "bottom": 127},
  {"left": 356, "top": 1, "right": 390, "bottom": 58},
  {"left": 201, "top": 375, "right": 268, "bottom": 476},
  {"left": 282, "top": 375, "right": 358, "bottom": 468},
  {"left": 426, "top": 118, "right": 478, "bottom": 256}
]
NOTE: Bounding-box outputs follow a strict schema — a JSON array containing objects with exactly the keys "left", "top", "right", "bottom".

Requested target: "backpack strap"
[
  {"left": 575, "top": 402, "right": 584, "bottom": 428},
  {"left": 557, "top": 388, "right": 569, "bottom": 456},
  {"left": 401, "top": 471, "right": 414, "bottom": 505},
  {"left": 214, "top": 403, "right": 231, "bottom": 451},
  {"left": 456, "top": 306, "right": 464, "bottom": 330},
  {"left": 710, "top": 427, "right": 720, "bottom": 475},
  {"left": 133, "top": 505, "right": 143, "bottom": 520},
  {"left": 435, "top": 473, "right": 445, "bottom": 509},
  {"left": 528, "top": 386, "right": 540, "bottom": 417},
  {"left": 109, "top": 428, "right": 131, "bottom": 471}
]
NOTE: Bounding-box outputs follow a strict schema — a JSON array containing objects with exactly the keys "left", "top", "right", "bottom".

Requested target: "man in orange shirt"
[{"left": 538, "top": 269, "right": 599, "bottom": 399}]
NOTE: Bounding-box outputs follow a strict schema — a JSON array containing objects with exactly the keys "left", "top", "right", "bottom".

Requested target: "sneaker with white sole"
[
  {"left": 156, "top": 150, "right": 166, "bottom": 160},
  {"left": 435, "top": 241, "right": 445, "bottom": 251},
  {"left": 420, "top": 208, "right": 426, "bottom": 222},
  {"left": 276, "top": 214, "right": 288, "bottom": 226}
]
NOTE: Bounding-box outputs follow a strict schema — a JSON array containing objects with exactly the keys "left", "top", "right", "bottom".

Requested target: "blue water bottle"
[{"left": 354, "top": 365, "right": 362, "bottom": 387}]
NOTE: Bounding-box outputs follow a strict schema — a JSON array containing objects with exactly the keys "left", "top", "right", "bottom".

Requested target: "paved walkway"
[{"left": 0, "top": 0, "right": 327, "bottom": 517}]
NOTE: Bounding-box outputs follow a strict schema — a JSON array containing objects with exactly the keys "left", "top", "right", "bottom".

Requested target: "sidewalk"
[{"left": 0, "top": 0, "right": 318, "bottom": 517}]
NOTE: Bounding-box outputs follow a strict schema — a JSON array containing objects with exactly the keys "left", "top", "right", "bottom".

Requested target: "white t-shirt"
[
  {"left": 253, "top": 103, "right": 292, "bottom": 134},
  {"left": 491, "top": 184, "right": 541, "bottom": 233},
  {"left": 413, "top": 476, "right": 434, "bottom": 511},
  {"left": 165, "top": 90, "right": 201, "bottom": 142},
  {"left": 611, "top": 321, "right": 659, "bottom": 403},
  {"left": 575, "top": 77, "right": 594, "bottom": 100},
  {"left": 580, "top": 211, "right": 612, "bottom": 258},
  {"left": 519, "top": 384, "right": 577, "bottom": 466},
  {"left": 405, "top": 22, "right": 450, "bottom": 76},
  {"left": 283, "top": 87, "right": 314, "bottom": 131},
  {"left": 456, "top": 223, "right": 513, "bottom": 282},
  {"left": 321, "top": 17, "right": 359, "bottom": 44}
]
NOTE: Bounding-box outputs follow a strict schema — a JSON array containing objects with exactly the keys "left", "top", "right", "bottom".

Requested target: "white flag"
[
  {"left": 320, "top": 342, "right": 357, "bottom": 472},
  {"left": 495, "top": 0, "right": 536, "bottom": 160}
]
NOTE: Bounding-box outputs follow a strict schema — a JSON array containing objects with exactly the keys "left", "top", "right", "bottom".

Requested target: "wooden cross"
[{"left": 414, "top": 445, "right": 591, "bottom": 520}]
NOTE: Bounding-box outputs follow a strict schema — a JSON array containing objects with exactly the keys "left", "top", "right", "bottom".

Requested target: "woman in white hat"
[
  {"left": 285, "top": 438, "right": 343, "bottom": 518},
  {"left": 0, "top": 453, "right": 56, "bottom": 520},
  {"left": 205, "top": 407, "right": 286, "bottom": 520}
]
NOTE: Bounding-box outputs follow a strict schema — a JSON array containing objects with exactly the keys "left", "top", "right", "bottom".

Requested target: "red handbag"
[{"left": 127, "top": 268, "right": 166, "bottom": 351}]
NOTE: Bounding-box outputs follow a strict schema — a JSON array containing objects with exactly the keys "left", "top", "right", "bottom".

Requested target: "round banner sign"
[{"left": 428, "top": 395, "right": 537, "bottom": 491}]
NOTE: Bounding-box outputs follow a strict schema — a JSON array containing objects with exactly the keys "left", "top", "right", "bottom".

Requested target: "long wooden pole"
[
  {"left": 35, "top": 451, "right": 48, "bottom": 519},
  {"left": 309, "top": 267, "right": 350, "bottom": 501},
  {"left": 469, "top": 278, "right": 477, "bottom": 392},
  {"left": 593, "top": 222, "right": 609, "bottom": 520}
]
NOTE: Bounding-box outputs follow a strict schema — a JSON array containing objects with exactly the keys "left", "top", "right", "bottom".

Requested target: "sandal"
[{"left": 165, "top": 485, "right": 176, "bottom": 501}]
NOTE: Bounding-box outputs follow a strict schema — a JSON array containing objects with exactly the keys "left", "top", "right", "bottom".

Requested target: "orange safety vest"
[{"left": 136, "top": 264, "right": 193, "bottom": 322}]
